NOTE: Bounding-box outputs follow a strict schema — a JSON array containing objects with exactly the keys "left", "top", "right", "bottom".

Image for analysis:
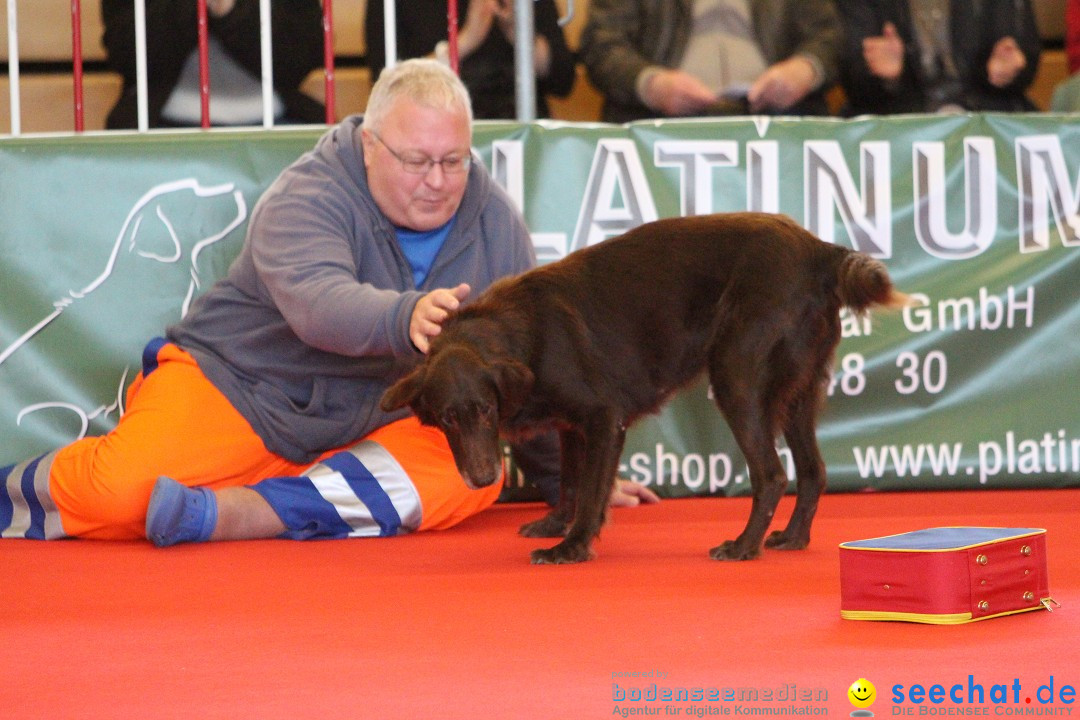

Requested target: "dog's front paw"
[
  {"left": 518, "top": 513, "right": 569, "bottom": 538},
  {"left": 530, "top": 541, "right": 595, "bottom": 565},
  {"left": 709, "top": 540, "right": 761, "bottom": 561},
  {"left": 763, "top": 529, "right": 809, "bottom": 551}
]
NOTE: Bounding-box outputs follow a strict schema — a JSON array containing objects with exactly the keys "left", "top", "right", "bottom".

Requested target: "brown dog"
[{"left": 381, "top": 212, "right": 907, "bottom": 564}]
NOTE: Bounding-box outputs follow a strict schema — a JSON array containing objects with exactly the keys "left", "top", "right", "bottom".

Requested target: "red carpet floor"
[{"left": 4, "top": 488, "right": 1078, "bottom": 719}]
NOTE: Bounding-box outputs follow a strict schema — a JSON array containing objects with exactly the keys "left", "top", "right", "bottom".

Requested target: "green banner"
[{"left": 2, "top": 114, "right": 1079, "bottom": 497}]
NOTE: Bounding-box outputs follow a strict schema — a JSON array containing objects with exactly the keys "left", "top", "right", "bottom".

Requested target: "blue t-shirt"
[{"left": 395, "top": 217, "right": 456, "bottom": 287}]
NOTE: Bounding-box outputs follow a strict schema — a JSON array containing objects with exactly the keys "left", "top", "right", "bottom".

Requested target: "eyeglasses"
[{"left": 369, "top": 129, "right": 472, "bottom": 175}]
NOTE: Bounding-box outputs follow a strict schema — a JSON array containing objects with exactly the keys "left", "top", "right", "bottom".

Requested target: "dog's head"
[{"left": 380, "top": 344, "right": 534, "bottom": 489}]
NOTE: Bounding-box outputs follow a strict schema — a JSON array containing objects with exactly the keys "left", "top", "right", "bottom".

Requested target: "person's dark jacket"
[
  {"left": 364, "top": 0, "right": 576, "bottom": 119},
  {"left": 101, "top": 0, "right": 326, "bottom": 128},
  {"left": 580, "top": 0, "right": 842, "bottom": 123},
  {"left": 837, "top": 0, "right": 1041, "bottom": 115}
]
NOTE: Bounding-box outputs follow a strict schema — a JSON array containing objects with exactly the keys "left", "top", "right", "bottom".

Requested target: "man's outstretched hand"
[
  {"left": 610, "top": 479, "right": 661, "bottom": 507},
  {"left": 411, "top": 283, "right": 470, "bottom": 353}
]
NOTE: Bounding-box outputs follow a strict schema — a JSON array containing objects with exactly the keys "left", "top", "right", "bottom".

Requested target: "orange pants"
[{"left": 4, "top": 342, "right": 501, "bottom": 540}]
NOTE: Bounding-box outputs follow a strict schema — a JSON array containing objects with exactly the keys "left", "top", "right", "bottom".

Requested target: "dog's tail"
[{"left": 834, "top": 251, "right": 911, "bottom": 315}]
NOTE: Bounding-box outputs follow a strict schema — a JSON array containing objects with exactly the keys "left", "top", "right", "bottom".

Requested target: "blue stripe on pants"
[
  {"left": 0, "top": 463, "right": 13, "bottom": 535},
  {"left": 250, "top": 476, "right": 354, "bottom": 541},
  {"left": 323, "top": 452, "right": 402, "bottom": 537},
  {"left": 141, "top": 337, "right": 169, "bottom": 378},
  {"left": 1, "top": 455, "right": 51, "bottom": 539},
  {"left": 250, "top": 450, "right": 405, "bottom": 540},
  {"left": 19, "top": 456, "right": 47, "bottom": 539}
]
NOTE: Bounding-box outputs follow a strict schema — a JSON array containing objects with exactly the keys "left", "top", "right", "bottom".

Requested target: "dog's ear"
[
  {"left": 492, "top": 359, "right": 534, "bottom": 418},
  {"left": 380, "top": 366, "right": 427, "bottom": 412}
]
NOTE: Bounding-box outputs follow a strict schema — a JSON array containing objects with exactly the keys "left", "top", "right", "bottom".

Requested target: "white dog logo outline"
[{"left": 2, "top": 178, "right": 247, "bottom": 440}]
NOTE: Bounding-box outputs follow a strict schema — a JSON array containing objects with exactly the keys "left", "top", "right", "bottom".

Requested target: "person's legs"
[
  {"left": 154, "top": 416, "right": 505, "bottom": 544},
  {"left": 2, "top": 340, "right": 308, "bottom": 540},
  {"left": 255, "top": 416, "right": 504, "bottom": 539},
  {"left": 373, "top": 417, "right": 506, "bottom": 532},
  {"left": 211, "top": 487, "right": 285, "bottom": 541},
  {"left": 1, "top": 452, "right": 63, "bottom": 539}
]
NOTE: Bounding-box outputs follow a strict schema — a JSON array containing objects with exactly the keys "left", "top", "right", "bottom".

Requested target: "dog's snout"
[{"left": 460, "top": 464, "right": 502, "bottom": 490}]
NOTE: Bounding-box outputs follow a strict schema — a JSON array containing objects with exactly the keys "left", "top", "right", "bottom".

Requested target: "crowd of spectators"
[
  {"left": 362, "top": 0, "right": 1066, "bottom": 121},
  {"left": 99, "top": 0, "right": 1074, "bottom": 127}
]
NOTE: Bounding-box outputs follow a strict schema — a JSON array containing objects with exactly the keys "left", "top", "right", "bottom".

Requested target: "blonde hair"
[{"left": 362, "top": 58, "right": 473, "bottom": 132}]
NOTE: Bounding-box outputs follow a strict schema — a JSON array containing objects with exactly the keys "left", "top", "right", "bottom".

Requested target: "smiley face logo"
[{"left": 848, "top": 678, "right": 877, "bottom": 709}]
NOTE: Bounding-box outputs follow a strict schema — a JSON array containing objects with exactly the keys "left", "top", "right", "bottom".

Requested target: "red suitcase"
[{"left": 839, "top": 527, "right": 1057, "bottom": 624}]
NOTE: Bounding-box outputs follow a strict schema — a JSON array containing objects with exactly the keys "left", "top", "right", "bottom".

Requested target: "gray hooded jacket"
[{"left": 168, "top": 115, "right": 536, "bottom": 464}]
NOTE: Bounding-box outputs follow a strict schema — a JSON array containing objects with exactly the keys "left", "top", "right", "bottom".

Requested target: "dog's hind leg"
[
  {"left": 708, "top": 351, "right": 789, "bottom": 562},
  {"left": 530, "top": 414, "right": 623, "bottom": 564},
  {"left": 764, "top": 385, "right": 826, "bottom": 550},
  {"left": 709, "top": 414, "right": 788, "bottom": 561}
]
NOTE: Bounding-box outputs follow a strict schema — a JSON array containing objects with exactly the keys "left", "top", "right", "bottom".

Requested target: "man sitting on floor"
[{"left": 1, "top": 59, "right": 656, "bottom": 545}]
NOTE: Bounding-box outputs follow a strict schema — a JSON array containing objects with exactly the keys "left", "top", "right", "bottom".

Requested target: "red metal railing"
[
  {"left": 323, "top": 0, "right": 336, "bottom": 124},
  {"left": 197, "top": 0, "right": 211, "bottom": 128},
  {"left": 447, "top": 0, "right": 459, "bottom": 72},
  {"left": 71, "top": 0, "right": 85, "bottom": 131}
]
